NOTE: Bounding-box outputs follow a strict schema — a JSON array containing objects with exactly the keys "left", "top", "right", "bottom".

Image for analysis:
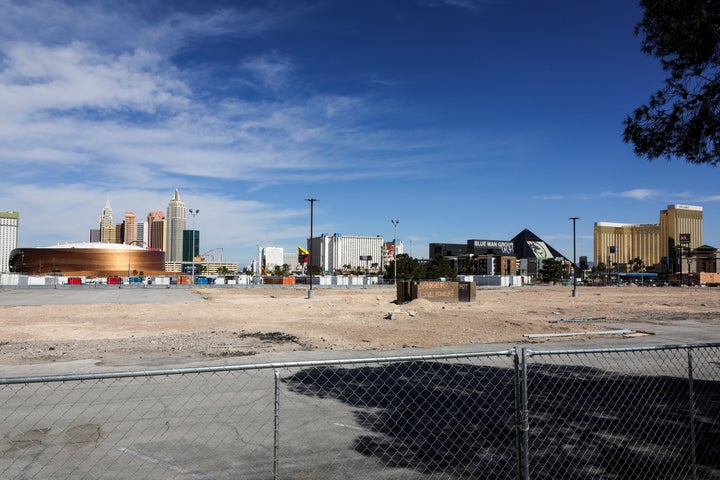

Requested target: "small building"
[
  {"left": 383, "top": 240, "right": 404, "bottom": 271},
  {"left": 262, "top": 247, "right": 285, "bottom": 271},
  {"left": 689, "top": 245, "right": 719, "bottom": 274}
]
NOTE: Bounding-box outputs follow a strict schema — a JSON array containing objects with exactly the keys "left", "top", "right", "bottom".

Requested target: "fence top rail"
[
  {"left": 0, "top": 349, "right": 517, "bottom": 385},
  {"left": 524, "top": 341, "right": 720, "bottom": 358}
]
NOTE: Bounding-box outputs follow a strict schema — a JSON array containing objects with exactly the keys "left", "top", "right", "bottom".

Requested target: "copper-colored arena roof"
[{"left": 9, "top": 243, "right": 166, "bottom": 277}]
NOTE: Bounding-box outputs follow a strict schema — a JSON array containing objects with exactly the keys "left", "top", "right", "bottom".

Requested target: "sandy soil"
[{"left": 1, "top": 285, "right": 719, "bottom": 367}]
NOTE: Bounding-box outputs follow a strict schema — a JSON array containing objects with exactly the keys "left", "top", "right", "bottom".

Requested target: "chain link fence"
[
  {"left": 1, "top": 344, "right": 719, "bottom": 479},
  {"left": 521, "top": 345, "right": 720, "bottom": 480}
]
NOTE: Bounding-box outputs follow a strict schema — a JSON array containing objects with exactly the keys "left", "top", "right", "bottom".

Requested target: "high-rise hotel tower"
[
  {"left": 0, "top": 211, "right": 19, "bottom": 273},
  {"left": 594, "top": 204, "right": 703, "bottom": 271},
  {"left": 659, "top": 204, "right": 703, "bottom": 258},
  {"left": 147, "top": 210, "right": 166, "bottom": 252},
  {"left": 165, "top": 189, "right": 187, "bottom": 262},
  {"left": 99, "top": 198, "right": 114, "bottom": 243},
  {"left": 123, "top": 211, "right": 138, "bottom": 245}
]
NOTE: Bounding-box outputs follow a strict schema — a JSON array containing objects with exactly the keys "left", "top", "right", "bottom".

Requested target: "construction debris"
[
  {"left": 384, "top": 310, "right": 417, "bottom": 321},
  {"left": 523, "top": 329, "right": 635, "bottom": 339},
  {"left": 549, "top": 316, "right": 607, "bottom": 324}
]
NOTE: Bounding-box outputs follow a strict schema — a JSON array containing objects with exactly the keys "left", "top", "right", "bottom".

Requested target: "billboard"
[{"left": 469, "top": 240, "right": 514, "bottom": 255}]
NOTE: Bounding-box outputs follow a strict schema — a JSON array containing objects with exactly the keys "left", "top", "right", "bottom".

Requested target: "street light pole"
[
  {"left": 569, "top": 217, "right": 579, "bottom": 297},
  {"left": 391, "top": 219, "right": 399, "bottom": 285},
  {"left": 305, "top": 198, "right": 318, "bottom": 298},
  {"left": 127, "top": 240, "right": 146, "bottom": 287},
  {"left": 189, "top": 209, "right": 199, "bottom": 286}
]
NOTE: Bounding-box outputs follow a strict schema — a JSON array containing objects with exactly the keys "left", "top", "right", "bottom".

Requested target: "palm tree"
[{"left": 629, "top": 257, "right": 645, "bottom": 273}]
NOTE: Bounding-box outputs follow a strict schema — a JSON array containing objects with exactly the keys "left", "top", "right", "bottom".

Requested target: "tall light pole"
[
  {"left": 569, "top": 217, "right": 579, "bottom": 297},
  {"left": 189, "top": 209, "right": 199, "bottom": 286},
  {"left": 127, "top": 240, "right": 146, "bottom": 286},
  {"left": 391, "top": 219, "right": 399, "bottom": 285},
  {"left": 305, "top": 198, "right": 318, "bottom": 298}
]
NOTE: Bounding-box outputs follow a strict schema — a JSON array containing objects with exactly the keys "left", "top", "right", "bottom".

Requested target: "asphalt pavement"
[{"left": 0, "top": 285, "right": 202, "bottom": 306}]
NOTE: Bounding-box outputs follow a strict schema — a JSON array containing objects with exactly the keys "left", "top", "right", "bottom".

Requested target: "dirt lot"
[{"left": 1, "top": 285, "right": 719, "bottom": 367}]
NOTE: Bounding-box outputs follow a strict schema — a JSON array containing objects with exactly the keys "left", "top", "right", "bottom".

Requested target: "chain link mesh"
[
  {"left": 1, "top": 371, "right": 276, "bottom": 479},
  {"left": 1, "top": 344, "right": 718, "bottom": 479},
  {"left": 280, "top": 354, "right": 518, "bottom": 479},
  {"left": 524, "top": 346, "right": 720, "bottom": 479}
]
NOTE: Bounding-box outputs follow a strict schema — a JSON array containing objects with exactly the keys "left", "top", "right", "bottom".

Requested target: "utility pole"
[
  {"left": 305, "top": 198, "right": 318, "bottom": 298},
  {"left": 569, "top": 217, "right": 579, "bottom": 297},
  {"left": 189, "top": 209, "right": 199, "bottom": 286},
  {"left": 391, "top": 219, "right": 399, "bottom": 285}
]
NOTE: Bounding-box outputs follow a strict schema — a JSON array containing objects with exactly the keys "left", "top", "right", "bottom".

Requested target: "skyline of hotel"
[
  {"left": 90, "top": 189, "right": 195, "bottom": 264},
  {"left": 594, "top": 204, "right": 704, "bottom": 271}
]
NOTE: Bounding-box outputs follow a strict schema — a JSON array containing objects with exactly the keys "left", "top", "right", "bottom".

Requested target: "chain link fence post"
[
  {"left": 518, "top": 347, "right": 530, "bottom": 480},
  {"left": 513, "top": 347, "right": 523, "bottom": 480},
  {"left": 274, "top": 368, "right": 281, "bottom": 480},
  {"left": 687, "top": 349, "right": 699, "bottom": 480}
]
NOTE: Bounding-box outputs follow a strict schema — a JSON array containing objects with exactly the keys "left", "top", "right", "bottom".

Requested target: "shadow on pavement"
[{"left": 284, "top": 361, "right": 720, "bottom": 479}]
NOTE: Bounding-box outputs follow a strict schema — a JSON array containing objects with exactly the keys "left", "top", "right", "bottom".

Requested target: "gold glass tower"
[
  {"left": 659, "top": 204, "right": 703, "bottom": 258},
  {"left": 593, "top": 204, "right": 703, "bottom": 271},
  {"left": 594, "top": 222, "right": 661, "bottom": 267}
]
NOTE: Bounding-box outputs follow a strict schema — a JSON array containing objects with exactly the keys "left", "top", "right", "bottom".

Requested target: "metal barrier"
[{"left": 1, "top": 344, "right": 718, "bottom": 479}]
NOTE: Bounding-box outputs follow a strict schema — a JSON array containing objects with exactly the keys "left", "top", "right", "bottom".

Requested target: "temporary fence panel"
[
  {"left": 1, "top": 344, "right": 719, "bottom": 479},
  {"left": 1, "top": 369, "right": 277, "bottom": 479},
  {"left": 277, "top": 351, "right": 518, "bottom": 479},
  {"left": 521, "top": 344, "right": 720, "bottom": 480}
]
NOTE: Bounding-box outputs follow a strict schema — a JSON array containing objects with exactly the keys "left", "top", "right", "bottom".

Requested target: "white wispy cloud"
[
  {"left": 601, "top": 189, "right": 660, "bottom": 200},
  {"left": 0, "top": 42, "right": 189, "bottom": 116},
  {"left": 0, "top": 7, "right": 439, "bottom": 186},
  {"left": 240, "top": 51, "right": 295, "bottom": 93},
  {"left": 534, "top": 194, "right": 566, "bottom": 201},
  {"left": 0, "top": 0, "right": 512, "bottom": 260},
  {"left": 0, "top": 1, "right": 283, "bottom": 55}
]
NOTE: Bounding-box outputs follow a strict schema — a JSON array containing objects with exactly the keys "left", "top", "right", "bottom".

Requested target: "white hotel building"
[
  {"left": 309, "top": 234, "right": 384, "bottom": 274},
  {"left": 0, "top": 211, "right": 19, "bottom": 273}
]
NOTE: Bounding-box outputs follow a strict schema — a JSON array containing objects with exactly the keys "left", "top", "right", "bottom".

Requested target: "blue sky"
[{"left": 1, "top": 0, "right": 718, "bottom": 267}]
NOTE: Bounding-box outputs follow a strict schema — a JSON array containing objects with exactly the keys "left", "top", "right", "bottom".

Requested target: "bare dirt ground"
[{"left": 1, "top": 285, "right": 719, "bottom": 367}]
